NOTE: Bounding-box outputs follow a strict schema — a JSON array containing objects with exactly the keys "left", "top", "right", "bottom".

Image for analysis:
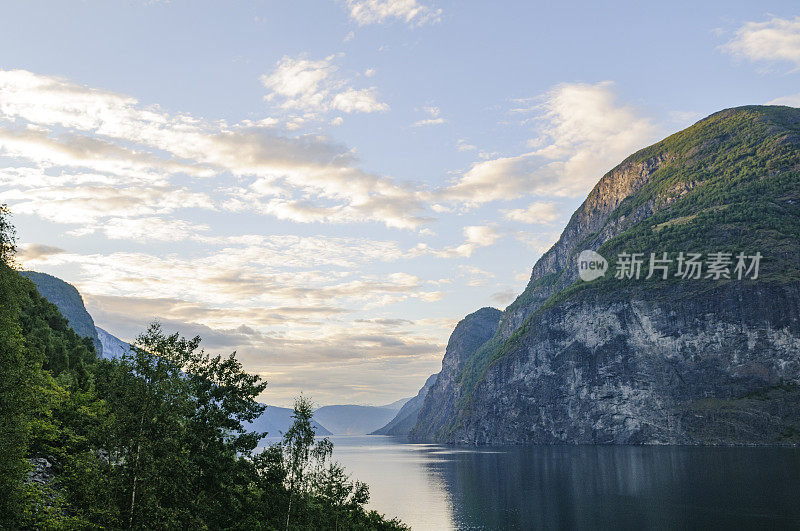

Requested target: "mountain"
[
  {"left": 95, "top": 327, "right": 130, "bottom": 359},
  {"left": 381, "top": 397, "right": 412, "bottom": 410},
  {"left": 372, "top": 373, "right": 439, "bottom": 436},
  {"left": 411, "top": 106, "right": 800, "bottom": 445},
  {"left": 313, "top": 405, "right": 401, "bottom": 435},
  {"left": 21, "top": 271, "right": 103, "bottom": 357},
  {"left": 247, "top": 405, "right": 332, "bottom": 438},
  {"left": 410, "top": 308, "right": 502, "bottom": 441}
]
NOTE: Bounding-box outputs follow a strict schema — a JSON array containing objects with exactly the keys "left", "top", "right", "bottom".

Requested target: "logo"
[{"left": 578, "top": 250, "right": 608, "bottom": 282}]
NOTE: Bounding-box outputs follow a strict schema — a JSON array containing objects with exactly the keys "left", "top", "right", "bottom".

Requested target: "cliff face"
[
  {"left": 21, "top": 271, "right": 103, "bottom": 358},
  {"left": 410, "top": 307, "right": 501, "bottom": 440},
  {"left": 96, "top": 327, "right": 129, "bottom": 359},
  {"left": 412, "top": 106, "right": 800, "bottom": 445},
  {"left": 372, "top": 373, "right": 438, "bottom": 436}
]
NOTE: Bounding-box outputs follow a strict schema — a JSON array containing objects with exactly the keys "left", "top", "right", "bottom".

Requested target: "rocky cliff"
[
  {"left": 96, "top": 326, "right": 130, "bottom": 359},
  {"left": 372, "top": 373, "right": 438, "bottom": 436},
  {"left": 412, "top": 106, "right": 800, "bottom": 445},
  {"left": 21, "top": 271, "right": 103, "bottom": 357},
  {"left": 410, "top": 307, "right": 502, "bottom": 440}
]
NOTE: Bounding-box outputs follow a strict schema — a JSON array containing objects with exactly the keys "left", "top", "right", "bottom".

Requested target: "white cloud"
[
  {"left": 0, "top": 69, "right": 423, "bottom": 231},
  {"left": 412, "top": 118, "right": 444, "bottom": 127},
  {"left": 458, "top": 265, "right": 495, "bottom": 287},
  {"left": 411, "top": 225, "right": 500, "bottom": 258},
  {"left": 514, "top": 230, "right": 561, "bottom": 255},
  {"left": 412, "top": 105, "right": 444, "bottom": 127},
  {"left": 442, "top": 81, "right": 658, "bottom": 206},
  {"left": 767, "top": 93, "right": 800, "bottom": 107},
  {"left": 72, "top": 217, "right": 211, "bottom": 242},
  {"left": 331, "top": 87, "right": 389, "bottom": 113},
  {"left": 260, "top": 54, "right": 388, "bottom": 115},
  {"left": 489, "top": 288, "right": 516, "bottom": 306},
  {"left": 456, "top": 138, "right": 476, "bottom": 151},
  {"left": 344, "top": 0, "right": 442, "bottom": 27},
  {"left": 722, "top": 17, "right": 800, "bottom": 71},
  {"left": 260, "top": 55, "right": 337, "bottom": 111},
  {"left": 502, "top": 201, "right": 561, "bottom": 224}
]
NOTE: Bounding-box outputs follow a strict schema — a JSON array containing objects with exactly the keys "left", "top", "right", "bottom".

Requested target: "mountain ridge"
[{"left": 411, "top": 105, "right": 800, "bottom": 445}]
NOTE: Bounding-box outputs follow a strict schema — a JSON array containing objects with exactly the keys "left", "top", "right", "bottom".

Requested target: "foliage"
[{"left": 0, "top": 206, "right": 406, "bottom": 529}]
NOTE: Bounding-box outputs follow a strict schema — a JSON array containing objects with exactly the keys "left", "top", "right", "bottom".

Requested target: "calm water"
[{"left": 325, "top": 436, "right": 800, "bottom": 530}]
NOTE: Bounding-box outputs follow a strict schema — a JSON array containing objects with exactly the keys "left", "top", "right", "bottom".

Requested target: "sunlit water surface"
[{"left": 321, "top": 436, "right": 800, "bottom": 530}]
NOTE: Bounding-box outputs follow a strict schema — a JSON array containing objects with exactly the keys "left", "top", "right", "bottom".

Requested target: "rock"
[
  {"left": 411, "top": 106, "right": 800, "bottom": 445},
  {"left": 26, "top": 457, "right": 56, "bottom": 486}
]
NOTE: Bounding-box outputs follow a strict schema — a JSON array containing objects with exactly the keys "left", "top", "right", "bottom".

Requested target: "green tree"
[
  {"left": 280, "top": 396, "right": 334, "bottom": 530},
  {"left": 0, "top": 262, "right": 35, "bottom": 525}
]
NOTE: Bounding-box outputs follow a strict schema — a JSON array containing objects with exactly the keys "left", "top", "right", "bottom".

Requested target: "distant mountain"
[
  {"left": 96, "top": 326, "right": 130, "bottom": 359},
  {"left": 313, "top": 405, "right": 400, "bottom": 435},
  {"left": 21, "top": 271, "right": 103, "bottom": 357},
  {"left": 381, "top": 397, "right": 412, "bottom": 410},
  {"left": 247, "top": 405, "right": 332, "bottom": 439},
  {"left": 412, "top": 106, "right": 800, "bottom": 445},
  {"left": 372, "top": 373, "right": 438, "bottom": 436}
]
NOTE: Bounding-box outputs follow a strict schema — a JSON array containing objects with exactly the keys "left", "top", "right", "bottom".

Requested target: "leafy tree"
[
  {"left": 0, "top": 206, "right": 406, "bottom": 529},
  {"left": 0, "top": 259, "right": 34, "bottom": 525}
]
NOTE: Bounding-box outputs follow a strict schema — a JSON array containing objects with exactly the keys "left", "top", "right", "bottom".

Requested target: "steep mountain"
[
  {"left": 372, "top": 373, "right": 438, "bottom": 436},
  {"left": 313, "top": 405, "right": 401, "bottom": 435},
  {"left": 411, "top": 106, "right": 800, "bottom": 445},
  {"left": 247, "top": 405, "right": 332, "bottom": 438},
  {"left": 410, "top": 307, "right": 502, "bottom": 440},
  {"left": 95, "top": 326, "right": 130, "bottom": 359},
  {"left": 381, "top": 397, "right": 412, "bottom": 410},
  {"left": 21, "top": 271, "right": 102, "bottom": 357}
]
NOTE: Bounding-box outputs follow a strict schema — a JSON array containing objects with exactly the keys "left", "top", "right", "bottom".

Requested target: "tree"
[
  {"left": 0, "top": 264, "right": 34, "bottom": 525},
  {"left": 281, "top": 395, "right": 333, "bottom": 530},
  {"left": 0, "top": 203, "right": 16, "bottom": 266},
  {"left": 0, "top": 205, "right": 36, "bottom": 526}
]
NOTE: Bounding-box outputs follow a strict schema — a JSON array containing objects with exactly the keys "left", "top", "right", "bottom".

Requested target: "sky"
[{"left": 1, "top": 0, "right": 800, "bottom": 407}]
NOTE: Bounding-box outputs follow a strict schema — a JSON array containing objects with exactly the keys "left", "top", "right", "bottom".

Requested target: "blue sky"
[{"left": 1, "top": 0, "right": 799, "bottom": 406}]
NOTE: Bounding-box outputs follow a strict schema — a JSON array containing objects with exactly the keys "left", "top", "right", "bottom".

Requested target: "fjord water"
[{"left": 329, "top": 436, "right": 800, "bottom": 530}]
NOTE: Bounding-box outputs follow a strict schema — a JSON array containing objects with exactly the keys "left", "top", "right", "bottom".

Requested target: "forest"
[{"left": 0, "top": 204, "right": 406, "bottom": 529}]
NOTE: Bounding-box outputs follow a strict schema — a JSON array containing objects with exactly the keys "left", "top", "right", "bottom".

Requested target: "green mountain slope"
[
  {"left": 413, "top": 106, "right": 800, "bottom": 445},
  {"left": 20, "top": 271, "right": 102, "bottom": 358}
]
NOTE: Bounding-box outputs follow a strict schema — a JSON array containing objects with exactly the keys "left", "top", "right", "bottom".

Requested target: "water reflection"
[
  {"left": 323, "top": 437, "right": 800, "bottom": 530},
  {"left": 428, "top": 445, "right": 800, "bottom": 529}
]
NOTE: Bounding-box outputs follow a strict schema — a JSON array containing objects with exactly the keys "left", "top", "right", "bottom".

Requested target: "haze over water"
[{"left": 327, "top": 436, "right": 800, "bottom": 530}]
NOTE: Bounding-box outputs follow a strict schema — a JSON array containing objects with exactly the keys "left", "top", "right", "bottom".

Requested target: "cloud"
[
  {"left": 502, "top": 201, "right": 561, "bottom": 224},
  {"left": 442, "top": 81, "right": 658, "bottom": 206},
  {"left": 84, "top": 292, "right": 446, "bottom": 406},
  {"left": 489, "top": 288, "right": 516, "bottom": 306},
  {"left": 458, "top": 265, "right": 495, "bottom": 287},
  {"left": 411, "top": 225, "right": 500, "bottom": 258},
  {"left": 412, "top": 118, "right": 444, "bottom": 127},
  {"left": 514, "top": 230, "right": 561, "bottom": 255},
  {"left": 344, "top": 0, "right": 442, "bottom": 27},
  {"left": 456, "top": 138, "right": 476, "bottom": 151},
  {"left": 0, "top": 69, "right": 425, "bottom": 231},
  {"left": 721, "top": 17, "right": 800, "bottom": 71},
  {"left": 767, "top": 93, "right": 800, "bottom": 107},
  {"left": 18, "top": 243, "right": 66, "bottom": 261},
  {"left": 412, "top": 105, "right": 445, "bottom": 127},
  {"left": 331, "top": 87, "right": 389, "bottom": 113},
  {"left": 260, "top": 54, "right": 388, "bottom": 114},
  {"left": 71, "top": 217, "right": 211, "bottom": 242}
]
